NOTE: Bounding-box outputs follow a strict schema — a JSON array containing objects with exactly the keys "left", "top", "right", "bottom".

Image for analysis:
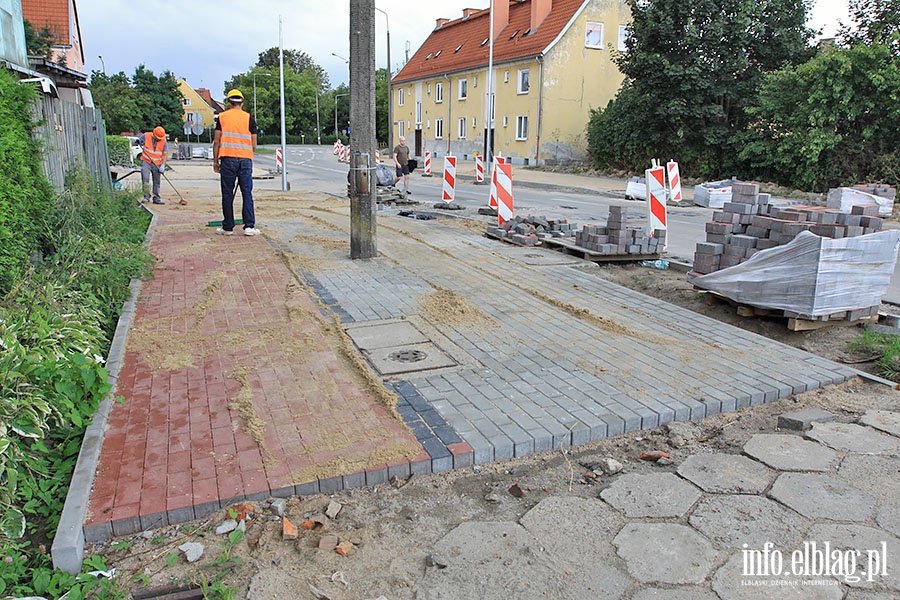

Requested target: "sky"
[{"left": 78, "top": 0, "right": 851, "bottom": 99}]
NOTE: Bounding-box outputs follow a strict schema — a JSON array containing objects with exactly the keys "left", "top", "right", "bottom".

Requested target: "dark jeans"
[{"left": 220, "top": 157, "right": 255, "bottom": 231}]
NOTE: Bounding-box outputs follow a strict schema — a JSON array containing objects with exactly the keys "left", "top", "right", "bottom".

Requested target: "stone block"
[{"left": 777, "top": 409, "right": 835, "bottom": 431}]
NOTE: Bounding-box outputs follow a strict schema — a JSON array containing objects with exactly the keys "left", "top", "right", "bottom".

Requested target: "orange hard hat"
[{"left": 153, "top": 126, "right": 166, "bottom": 140}]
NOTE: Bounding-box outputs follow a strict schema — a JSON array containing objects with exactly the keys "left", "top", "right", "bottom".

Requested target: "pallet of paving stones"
[
  {"left": 544, "top": 204, "right": 665, "bottom": 261},
  {"left": 484, "top": 215, "right": 576, "bottom": 247},
  {"left": 698, "top": 289, "right": 880, "bottom": 331},
  {"left": 543, "top": 237, "right": 664, "bottom": 263}
]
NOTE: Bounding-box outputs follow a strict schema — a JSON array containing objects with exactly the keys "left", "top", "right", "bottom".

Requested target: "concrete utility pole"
[{"left": 349, "top": 0, "right": 377, "bottom": 259}]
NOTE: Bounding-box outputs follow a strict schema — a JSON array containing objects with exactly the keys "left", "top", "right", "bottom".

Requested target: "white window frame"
[
  {"left": 516, "top": 115, "right": 528, "bottom": 140},
  {"left": 503, "top": 70, "right": 509, "bottom": 83},
  {"left": 585, "top": 21, "right": 604, "bottom": 49},
  {"left": 472, "top": 116, "right": 477, "bottom": 128},
  {"left": 398, "top": 87, "right": 405, "bottom": 106},
  {"left": 398, "top": 120, "right": 405, "bottom": 136},
  {"left": 183, "top": 98, "right": 191, "bottom": 106},
  {"left": 517, "top": 69, "right": 530, "bottom": 94},
  {"left": 473, "top": 75, "right": 478, "bottom": 88},
  {"left": 435, "top": 82, "right": 444, "bottom": 103},
  {"left": 415, "top": 101, "right": 422, "bottom": 126},
  {"left": 458, "top": 78, "right": 468, "bottom": 100},
  {"left": 458, "top": 117, "right": 467, "bottom": 139},
  {"left": 503, "top": 115, "right": 508, "bottom": 128},
  {"left": 618, "top": 25, "right": 629, "bottom": 51},
  {"left": 435, "top": 118, "right": 444, "bottom": 139}
]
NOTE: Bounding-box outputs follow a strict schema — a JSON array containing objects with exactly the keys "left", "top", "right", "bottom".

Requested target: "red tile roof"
[
  {"left": 393, "top": 0, "right": 586, "bottom": 84},
  {"left": 22, "top": 0, "right": 71, "bottom": 43}
]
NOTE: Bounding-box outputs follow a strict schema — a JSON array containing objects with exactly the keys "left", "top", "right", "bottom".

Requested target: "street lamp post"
[
  {"left": 98, "top": 55, "right": 105, "bottom": 75},
  {"left": 252, "top": 72, "right": 272, "bottom": 124},
  {"left": 334, "top": 92, "right": 349, "bottom": 138},
  {"left": 375, "top": 7, "right": 392, "bottom": 153}
]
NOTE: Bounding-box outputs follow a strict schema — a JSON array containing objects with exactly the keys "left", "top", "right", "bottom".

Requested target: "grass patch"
[{"left": 850, "top": 329, "right": 900, "bottom": 382}]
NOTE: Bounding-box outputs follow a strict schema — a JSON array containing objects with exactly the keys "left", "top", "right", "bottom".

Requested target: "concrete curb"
[{"left": 51, "top": 207, "right": 158, "bottom": 574}]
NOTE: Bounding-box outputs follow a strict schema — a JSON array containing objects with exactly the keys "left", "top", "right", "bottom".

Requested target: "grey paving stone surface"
[
  {"left": 631, "top": 589, "right": 719, "bottom": 600},
  {"left": 859, "top": 410, "right": 900, "bottom": 437},
  {"left": 876, "top": 506, "right": 900, "bottom": 538},
  {"left": 600, "top": 473, "right": 702, "bottom": 518},
  {"left": 769, "top": 473, "right": 876, "bottom": 522},
  {"left": 613, "top": 523, "right": 717, "bottom": 584},
  {"left": 677, "top": 453, "right": 776, "bottom": 494},
  {"left": 743, "top": 434, "right": 840, "bottom": 472},
  {"left": 689, "top": 494, "right": 810, "bottom": 549},
  {"left": 285, "top": 215, "right": 857, "bottom": 464},
  {"left": 806, "top": 524, "right": 900, "bottom": 591},
  {"left": 804, "top": 421, "right": 900, "bottom": 454},
  {"left": 778, "top": 409, "right": 836, "bottom": 431}
]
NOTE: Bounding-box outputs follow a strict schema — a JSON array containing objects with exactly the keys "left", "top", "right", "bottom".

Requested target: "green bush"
[
  {"left": 106, "top": 135, "right": 132, "bottom": 167},
  {"left": 0, "top": 70, "right": 55, "bottom": 295}
]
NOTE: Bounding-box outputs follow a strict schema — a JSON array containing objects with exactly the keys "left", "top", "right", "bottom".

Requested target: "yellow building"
[
  {"left": 391, "top": 0, "right": 629, "bottom": 165},
  {"left": 177, "top": 79, "right": 220, "bottom": 130}
]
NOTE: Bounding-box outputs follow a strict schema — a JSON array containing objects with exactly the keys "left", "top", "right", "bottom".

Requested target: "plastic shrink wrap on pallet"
[{"left": 687, "top": 230, "right": 900, "bottom": 317}]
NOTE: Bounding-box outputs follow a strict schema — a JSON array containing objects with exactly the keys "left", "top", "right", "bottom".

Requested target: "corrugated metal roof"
[{"left": 393, "top": 0, "right": 587, "bottom": 84}]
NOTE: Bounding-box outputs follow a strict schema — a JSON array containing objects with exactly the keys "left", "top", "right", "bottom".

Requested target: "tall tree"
[
  {"left": 23, "top": 20, "right": 54, "bottom": 60},
  {"left": 587, "top": 0, "right": 813, "bottom": 178},
  {"left": 131, "top": 66, "right": 185, "bottom": 137},
  {"left": 88, "top": 71, "right": 143, "bottom": 134},
  {"left": 839, "top": 0, "right": 900, "bottom": 54}
]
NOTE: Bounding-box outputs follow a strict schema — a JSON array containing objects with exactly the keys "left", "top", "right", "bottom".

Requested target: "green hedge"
[
  {"left": 0, "top": 70, "right": 55, "bottom": 295},
  {"left": 106, "top": 135, "right": 132, "bottom": 167}
]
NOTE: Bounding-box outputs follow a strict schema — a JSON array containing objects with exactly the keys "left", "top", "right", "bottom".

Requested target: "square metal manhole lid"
[{"left": 345, "top": 320, "right": 458, "bottom": 375}]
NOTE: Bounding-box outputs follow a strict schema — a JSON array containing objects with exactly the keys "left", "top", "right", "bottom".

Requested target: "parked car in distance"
[{"left": 121, "top": 135, "right": 143, "bottom": 164}]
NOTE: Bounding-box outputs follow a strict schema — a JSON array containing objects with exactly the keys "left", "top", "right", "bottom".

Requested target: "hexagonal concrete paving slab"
[
  {"left": 631, "top": 589, "right": 719, "bottom": 600},
  {"left": 613, "top": 522, "right": 717, "bottom": 584},
  {"left": 600, "top": 473, "right": 702, "bottom": 518},
  {"left": 689, "top": 494, "right": 810, "bottom": 549},
  {"left": 804, "top": 421, "right": 900, "bottom": 454},
  {"left": 519, "top": 497, "right": 630, "bottom": 598},
  {"left": 859, "top": 410, "right": 900, "bottom": 437},
  {"left": 769, "top": 473, "right": 876, "bottom": 522},
  {"left": 836, "top": 455, "right": 900, "bottom": 506},
  {"left": 743, "top": 433, "right": 839, "bottom": 472},
  {"left": 677, "top": 453, "right": 775, "bottom": 494}
]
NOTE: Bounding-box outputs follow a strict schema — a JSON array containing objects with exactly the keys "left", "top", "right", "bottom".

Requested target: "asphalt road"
[{"left": 256, "top": 144, "right": 900, "bottom": 304}]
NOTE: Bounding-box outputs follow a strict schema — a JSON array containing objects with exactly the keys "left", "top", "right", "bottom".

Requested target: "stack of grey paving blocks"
[
  {"left": 574, "top": 206, "right": 665, "bottom": 255},
  {"left": 694, "top": 182, "right": 884, "bottom": 275},
  {"left": 487, "top": 216, "right": 577, "bottom": 246}
]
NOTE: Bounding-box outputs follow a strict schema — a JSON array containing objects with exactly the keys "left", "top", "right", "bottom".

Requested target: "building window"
[
  {"left": 503, "top": 115, "right": 508, "bottom": 127},
  {"left": 183, "top": 98, "right": 191, "bottom": 106},
  {"left": 517, "top": 69, "right": 530, "bottom": 94},
  {"left": 459, "top": 78, "right": 467, "bottom": 100},
  {"left": 427, "top": 83, "right": 432, "bottom": 96},
  {"left": 472, "top": 116, "right": 477, "bottom": 128},
  {"left": 516, "top": 115, "right": 528, "bottom": 140},
  {"left": 618, "top": 25, "right": 629, "bottom": 51},
  {"left": 435, "top": 82, "right": 444, "bottom": 103},
  {"left": 458, "top": 117, "right": 467, "bottom": 139},
  {"left": 435, "top": 118, "right": 444, "bottom": 139},
  {"left": 504, "top": 71, "right": 509, "bottom": 83},
  {"left": 585, "top": 21, "right": 604, "bottom": 49},
  {"left": 398, "top": 88, "right": 405, "bottom": 106},
  {"left": 416, "top": 101, "right": 422, "bottom": 126},
  {"left": 399, "top": 121, "right": 405, "bottom": 136}
]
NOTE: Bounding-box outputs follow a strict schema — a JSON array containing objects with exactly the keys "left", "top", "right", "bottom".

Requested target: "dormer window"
[
  {"left": 509, "top": 29, "right": 520, "bottom": 40},
  {"left": 455, "top": 44, "right": 463, "bottom": 53},
  {"left": 434, "top": 50, "right": 442, "bottom": 58},
  {"left": 481, "top": 38, "right": 489, "bottom": 46},
  {"left": 426, "top": 52, "right": 433, "bottom": 60}
]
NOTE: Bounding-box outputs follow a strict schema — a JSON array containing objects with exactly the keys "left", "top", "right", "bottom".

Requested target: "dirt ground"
[{"left": 88, "top": 195, "right": 900, "bottom": 599}]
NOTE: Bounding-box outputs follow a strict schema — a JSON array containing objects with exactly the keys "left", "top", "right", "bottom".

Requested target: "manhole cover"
[{"left": 390, "top": 349, "right": 428, "bottom": 363}]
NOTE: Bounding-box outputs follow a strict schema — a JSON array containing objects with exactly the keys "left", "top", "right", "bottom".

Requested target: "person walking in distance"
[
  {"left": 213, "top": 89, "right": 260, "bottom": 236},
  {"left": 139, "top": 127, "right": 168, "bottom": 204},
  {"left": 392, "top": 135, "right": 411, "bottom": 197}
]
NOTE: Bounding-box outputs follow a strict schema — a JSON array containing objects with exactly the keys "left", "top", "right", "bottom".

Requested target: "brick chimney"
[
  {"left": 463, "top": 7, "right": 479, "bottom": 18},
  {"left": 492, "top": 0, "right": 510, "bottom": 38},
  {"left": 436, "top": 17, "right": 450, "bottom": 29},
  {"left": 531, "top": 0, "right": 552, "bottom": 30}
]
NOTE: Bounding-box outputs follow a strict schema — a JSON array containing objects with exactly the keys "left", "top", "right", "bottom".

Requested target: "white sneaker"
[
  {"left": 215, "top": 227, "right": 234, "bottom": 236},
  {"left": 243, "top": 227, "right": 261, "bottom": 236}
]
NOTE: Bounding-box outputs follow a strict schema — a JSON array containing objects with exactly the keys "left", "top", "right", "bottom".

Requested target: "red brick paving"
[{"left": 85, "top": 205, "right": 423, "bottom": 538}]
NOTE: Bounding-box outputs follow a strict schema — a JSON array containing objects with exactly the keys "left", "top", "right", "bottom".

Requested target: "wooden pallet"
[
  {"left": 542, "top": 237, "right": 664, "bottom": 263},
  {"left": 699, "top": 290, "right": 879, "bottom": 331}
]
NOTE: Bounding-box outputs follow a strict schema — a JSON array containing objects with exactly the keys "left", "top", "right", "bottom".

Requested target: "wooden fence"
[{"left": 31, "top": 94, "right": 111, "bottom": 191}]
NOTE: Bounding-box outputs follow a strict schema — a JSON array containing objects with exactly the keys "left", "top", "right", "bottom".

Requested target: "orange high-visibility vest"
[
  {"left": 141, "top": 133, "right": 165, "bottom": 166},
  {"left": 218, "top": 109, "right": 254, "bottom": 159}
]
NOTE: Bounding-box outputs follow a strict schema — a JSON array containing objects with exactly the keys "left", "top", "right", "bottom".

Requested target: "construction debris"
[{"left": 827, "top": 184, "right": 895, "bottom": 217}]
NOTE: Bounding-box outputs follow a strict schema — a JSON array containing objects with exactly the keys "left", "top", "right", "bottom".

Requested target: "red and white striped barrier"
[
  {"left": 443, "top": 156, "right": 457, "bottom": 202},
  {"left": 375, "top": 149, "right": 381, "bottom": 165},
  {"left": 423, "top": 150, "right": 432, "bottom": 176},
  {"left": 333, "top": 139, "right": 342, "bottom": 155},
  {"left": 495, "top": 154, "right": 507, "bottom": 165},
  {"left": 494, "top": 163, "right": 514, "bottom": 226},
  {"left": 667, "top": 160, "right": 682, "bottom": 204},
  {"left": 475, "top": 154, "right": 485, "bottom": 183},
  {"left": 339, "top": 144, "right": 346, "bottom": 162},
  {"left": 275, "top": 147, "right": 283, "bottom": 172},
  {"left": 646, "top": 165, "right": 668, "bottom": 248}
]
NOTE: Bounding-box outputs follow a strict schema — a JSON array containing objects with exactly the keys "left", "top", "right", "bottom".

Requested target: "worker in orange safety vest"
[
  {"left": 139, "top": 126, "right": 168, "bottom": 204},
  {"left": 213, "top": 89, "right": 260, "bottom": 236}
]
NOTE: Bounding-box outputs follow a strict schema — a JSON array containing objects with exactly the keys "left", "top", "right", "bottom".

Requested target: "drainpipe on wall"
[
  {"left": 444, "top": 73, "right": 452, "bottom": 155},
  {"left": 535, "top": 55, "right": 544, "bottom": 166}
]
